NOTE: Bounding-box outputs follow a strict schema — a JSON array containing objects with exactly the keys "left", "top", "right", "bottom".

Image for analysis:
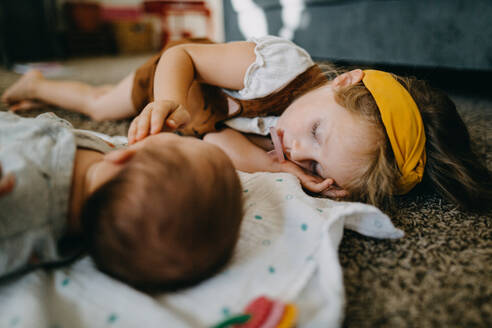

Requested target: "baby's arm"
[
  {"left": 128, "top": 42, "right": 256, "bottom": 144},
  {"left": 204, "top": 128, "right": 336, "bottom": 195}
]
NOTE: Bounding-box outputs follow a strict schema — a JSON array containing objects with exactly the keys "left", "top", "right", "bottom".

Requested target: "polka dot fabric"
[{"left": 0, "top": 172, "right": 402, "bottom": 328}]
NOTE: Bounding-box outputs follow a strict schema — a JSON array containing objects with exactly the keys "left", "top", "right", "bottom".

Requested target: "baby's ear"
[
  {"left": 332, "top": 69, "right": 364, "bottom": 90},
  {"left": 0, "top": 172, "right": 15, "bottom": 197},
  {"left": 104, "top": 148, "right": 136, "bottom": 165}
]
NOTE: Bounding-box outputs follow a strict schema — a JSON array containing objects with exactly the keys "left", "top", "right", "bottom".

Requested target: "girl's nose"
[
  {"left": 290, "top": 139, "right": 312, "bottom": 171},
  {"left": 290, "top": 139, "right": 307, "bottom": 161}
]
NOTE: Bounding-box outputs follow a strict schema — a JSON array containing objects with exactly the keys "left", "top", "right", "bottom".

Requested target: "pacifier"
[{"left": 268, "top": 127, "right": 285, "bottom": 163}]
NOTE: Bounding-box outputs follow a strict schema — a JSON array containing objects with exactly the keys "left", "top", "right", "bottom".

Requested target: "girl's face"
[{"left": 276, "top": 74, "right": 377, "bottom": 190}]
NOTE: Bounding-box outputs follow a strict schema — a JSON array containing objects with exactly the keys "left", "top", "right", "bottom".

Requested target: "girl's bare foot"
[
  {"left": 1, "top": 69, "right": 44, "bottom": 105},
  {"left": 9, "top": 100, "right": 45, "bottom": 112}
]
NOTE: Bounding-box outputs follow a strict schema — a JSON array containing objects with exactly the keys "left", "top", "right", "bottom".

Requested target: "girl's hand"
[
  {"left": 0, "top": 163, "right": 15, "bottom": 197},
  {"left": 277, "top": 160, "right": 348, "bottom": 199},
  {"left": 128, "top": 100, "right": 190, "bottom": 144}
]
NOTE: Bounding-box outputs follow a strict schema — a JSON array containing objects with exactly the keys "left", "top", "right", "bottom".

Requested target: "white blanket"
[{"left": 0, "top": 172, "right": 403, "bottom": 328}]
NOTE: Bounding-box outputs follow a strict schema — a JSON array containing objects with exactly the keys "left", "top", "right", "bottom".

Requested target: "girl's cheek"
[{"left": 275, "top": 120, "right": 288, "bottom": 135}]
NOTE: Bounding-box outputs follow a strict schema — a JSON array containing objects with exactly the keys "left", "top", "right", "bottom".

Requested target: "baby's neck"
[{"left": 68, "top": 148, "right": 104, "bottom": 236}]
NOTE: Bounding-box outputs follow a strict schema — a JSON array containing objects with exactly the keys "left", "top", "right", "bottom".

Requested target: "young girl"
[{"left": 3, "top": 36, "right": 491, "bottom": 211}]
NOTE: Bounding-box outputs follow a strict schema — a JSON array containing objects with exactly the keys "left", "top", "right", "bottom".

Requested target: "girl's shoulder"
[
  {"left": 224, "top": 35, "right": 314, "bottom": 100},
  {"left": 247, "top": 35, "right": 306, "bottom": 50}
]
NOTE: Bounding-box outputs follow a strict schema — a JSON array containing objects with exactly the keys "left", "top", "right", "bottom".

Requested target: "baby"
[{"left": 0, "top": 111, "right": 243, "bottom": 291}]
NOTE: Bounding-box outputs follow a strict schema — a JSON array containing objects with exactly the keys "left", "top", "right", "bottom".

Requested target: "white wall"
[{"left": 205, "top": 0, "right": 224, "bottom": 41}]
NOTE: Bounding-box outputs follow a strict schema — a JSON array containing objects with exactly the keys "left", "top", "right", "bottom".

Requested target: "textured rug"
[{"left": 0, "top": 55, "right": 490, "bottom": 328}]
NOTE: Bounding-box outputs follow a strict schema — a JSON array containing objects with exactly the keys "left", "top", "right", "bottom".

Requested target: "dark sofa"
[{"left": 224, "top": 0, "right": 492, "bottom": 71}]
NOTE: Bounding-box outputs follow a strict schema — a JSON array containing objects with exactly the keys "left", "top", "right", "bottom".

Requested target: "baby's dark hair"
[
  {"left": 321, "top": 63, "right": 492, "bottom": 211},
  {"left": 81, "top": 145, "right": 243, "bottom": 292}
]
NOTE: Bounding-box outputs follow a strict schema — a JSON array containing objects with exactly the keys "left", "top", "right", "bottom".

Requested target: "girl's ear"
[
  {"left": 104, "top": 148, "right": 136, "bottom": 165},
  {"left": 332, "top": 69, "right": 364, "bottom": 91}
]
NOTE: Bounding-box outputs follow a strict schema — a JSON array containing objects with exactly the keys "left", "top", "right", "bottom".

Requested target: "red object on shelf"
[
  {"left": 143, "top": 0, "right": 213, "bottom": 47},
  {"left": 101, "top": 6, "right": 143, "bottom": 21},
  {"left": 65, "top": 1, "right": 102, "bottom": 32}
]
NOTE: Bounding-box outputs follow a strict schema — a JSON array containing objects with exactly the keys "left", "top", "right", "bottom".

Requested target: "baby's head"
[
  {"left": 278, "top": 66, "right": 491, "bottom": 210},
  {"left": 81, "top": 133, "right": 243, "bottom": 291}
]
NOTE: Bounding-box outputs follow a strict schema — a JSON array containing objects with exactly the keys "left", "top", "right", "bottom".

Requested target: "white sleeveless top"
[
  {"left": 224, "top": 35, "right": 314, "bottom": 100},
  {"left": 224, "top": 35, "right": 314, "bottom": 135}
]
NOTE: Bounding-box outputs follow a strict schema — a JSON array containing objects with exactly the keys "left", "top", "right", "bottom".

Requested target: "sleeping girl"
[{"left": 3, "top": 36, "right": 491, "bottom": 211}]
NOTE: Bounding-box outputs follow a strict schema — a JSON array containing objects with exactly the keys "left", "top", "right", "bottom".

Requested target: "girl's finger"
[
  {"left": 323, "top": 188, "right": 348, "bottom": 199},
  {"left": 136, "top": 106, "right": 152, "bottom": 141},
  {"left": 150, "top": 103, "right": 172, "bottom": 134},
  {"left": 315, "top": 178, "right": 334, "bottom": 192},
  {"left": 128, "top": 117, "right": 138, "bottom": 144},
  {"left": 302, "top": 177, "right": 333, "bottom": 193},
  {"left": 166, "top": 106, "right": 190, "bottom": 129}
]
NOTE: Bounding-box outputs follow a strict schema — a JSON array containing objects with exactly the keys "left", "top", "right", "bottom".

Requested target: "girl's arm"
[
  {"left": 204, "top": 128, "right": 341, "bottom": 196},
  {"left": 128, "top": 42, "right": 256, "bottom": 144},
  {"left": 203, "top": 128, "right": 279, "bottom": 173},
  {"left": 154, "top": 41, "right": 256, "bottom": 102}
]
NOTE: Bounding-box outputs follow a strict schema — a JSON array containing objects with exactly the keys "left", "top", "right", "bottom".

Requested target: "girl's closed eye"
[
  {"left": 310, "top": 161, "right": 322, "bottom": 177},
  {"left": 311, "top": 121, "right": 320, "bottom": 142},
  {"left": 310, "top": 121, "right": 323, "bottom": 176},
  {"left": 309, "top": 161, "right": 323, "bottom": 178}
]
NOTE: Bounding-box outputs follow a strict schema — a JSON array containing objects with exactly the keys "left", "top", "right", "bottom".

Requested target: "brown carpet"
[{"left": 1, "top": 55, "right": 490, "bottom": 327}]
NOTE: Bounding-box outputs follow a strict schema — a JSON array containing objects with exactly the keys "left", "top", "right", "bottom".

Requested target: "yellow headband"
[{"left": 362, "top": 70, "right": 426, "bottom": 194}]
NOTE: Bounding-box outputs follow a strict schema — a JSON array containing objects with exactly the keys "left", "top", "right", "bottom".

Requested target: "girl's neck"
[{"left": 68, "top": 148, "right": 104, "bottom": 236}]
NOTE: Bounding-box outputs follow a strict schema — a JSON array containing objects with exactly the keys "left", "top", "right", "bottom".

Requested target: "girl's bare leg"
[{"left": 2, "top": 70, "right": 137, "bottom": 121}]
